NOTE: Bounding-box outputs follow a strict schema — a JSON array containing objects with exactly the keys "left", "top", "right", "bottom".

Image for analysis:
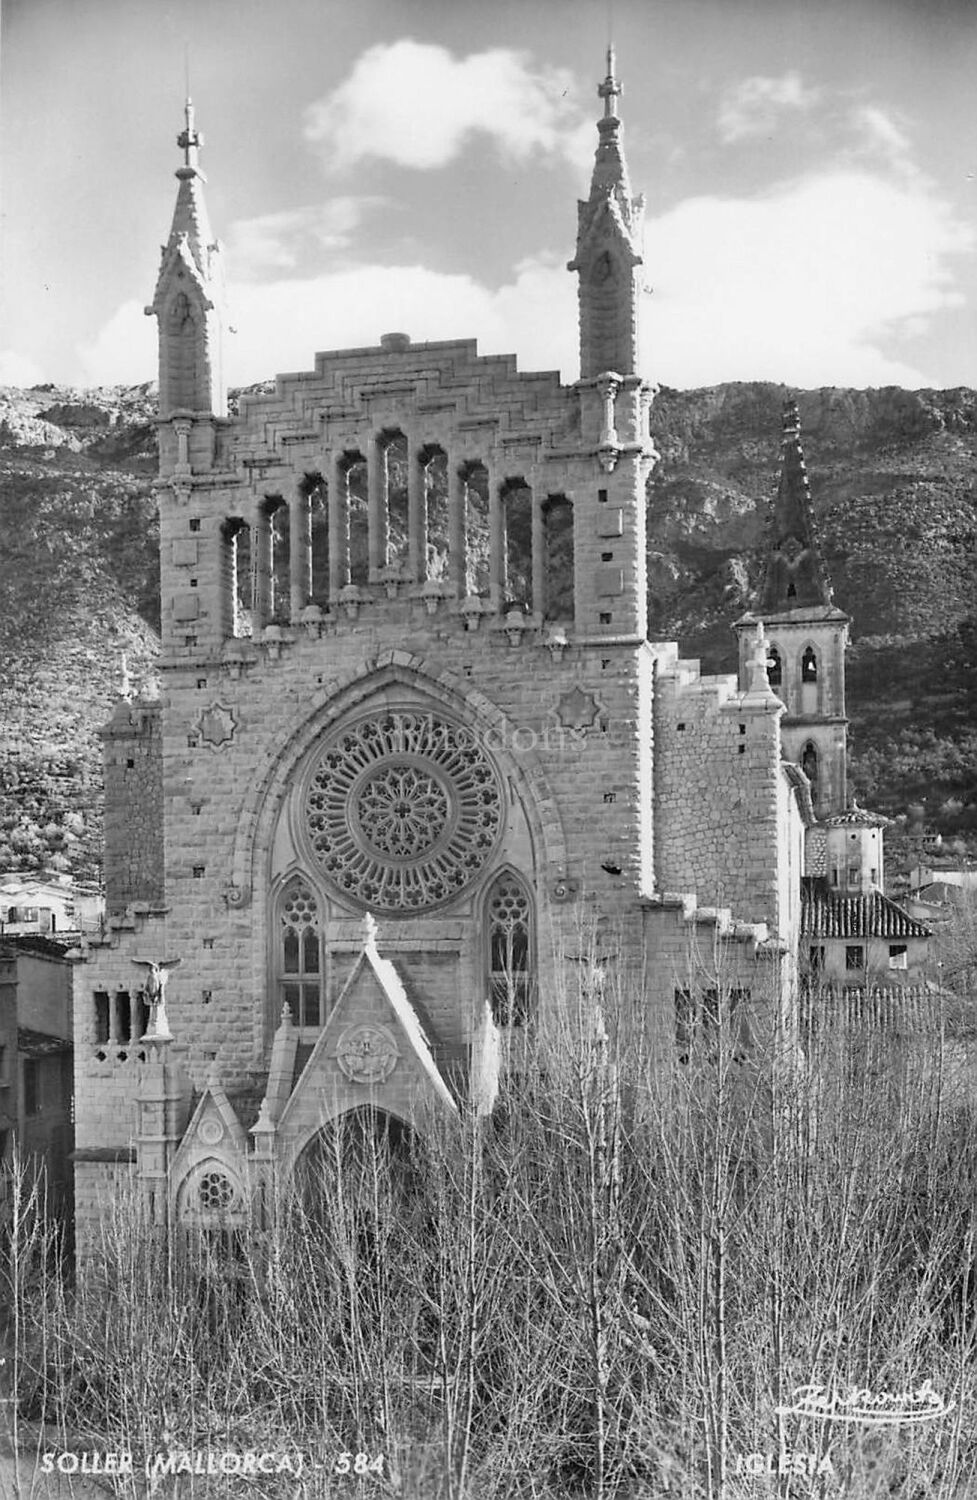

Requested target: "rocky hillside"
[{"left": 0, "top": 380, "right": 974, "bottom": 884}]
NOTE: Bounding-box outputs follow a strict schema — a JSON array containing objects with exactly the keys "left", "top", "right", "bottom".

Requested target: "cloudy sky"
[{"left": 2, "top": 0, "right": 975, "bottom": 392}]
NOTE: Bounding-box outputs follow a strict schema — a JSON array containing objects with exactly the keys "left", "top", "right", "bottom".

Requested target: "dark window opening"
[
  {"left": 845, "top": 945, "right": 864, "bottom": 971},
  {"left": 501, "top": 480, "right": 533, "bottom": 611},
  {"left": 94, "top": 991, "right": 110, "bottom": 1046},
  {"left": 801, "top": 742, "right": 819, "bottom": 804},
  {"left": 543, "top": 495, "right": 574, "bottom": 621},
  {"left": 767, "top": 646, "right": 782, "bottom": 687},
  {"left": 802, "top": 647, "right": 818, "bottom": 683},
  {"left": 23, "top": 1059, "right": 40, "bottom": 1116}
]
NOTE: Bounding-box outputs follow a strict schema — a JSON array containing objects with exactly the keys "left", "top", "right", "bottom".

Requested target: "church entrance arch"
[{"left": 294, "top": 1105, "right": 426, "bottom": 1228}]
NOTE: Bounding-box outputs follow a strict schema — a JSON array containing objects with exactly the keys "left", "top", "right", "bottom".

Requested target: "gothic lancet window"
[
  {"left": 801, "top": 647, "right": 818, "bottom": 683},
  {"left": 767, "top": 646, "right": 783, "bottom": 687},
  {"left": 801, "top": 742, "right": 819, "bottom": 806},
  {"left": 278, "top": 878, "right": 323, "bottom": 1029},
  {"left": 487, "top": 873, "right": 533, "bottom": 1026}
]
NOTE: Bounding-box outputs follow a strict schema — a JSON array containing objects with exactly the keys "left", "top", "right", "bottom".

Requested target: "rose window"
[
  {"left": 198, "top": 1170, "right": 235, "bottom": 1213},
  {"left": 306, "top": 711, "right": 503, "bottom": 912}
]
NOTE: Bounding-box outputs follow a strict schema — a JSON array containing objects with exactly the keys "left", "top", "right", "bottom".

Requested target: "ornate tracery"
[{"left": 304, "top": 710, "right": 503, "bottom": 913}]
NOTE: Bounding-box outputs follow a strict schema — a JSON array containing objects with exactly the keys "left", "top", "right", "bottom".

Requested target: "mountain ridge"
[{"left": 1, "top": 379, "right": 974, "bottom": 882}]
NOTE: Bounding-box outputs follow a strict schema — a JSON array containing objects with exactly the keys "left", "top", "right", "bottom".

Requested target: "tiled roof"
[
  {"left": 822, "top": 802, "right": 889, "bottom": 829},
  {"left": 18, "top": 1027, "right": 72, "bottom": 1056},
  {"left": 801, "top": 881, "right": 931, "bottom": 939}
]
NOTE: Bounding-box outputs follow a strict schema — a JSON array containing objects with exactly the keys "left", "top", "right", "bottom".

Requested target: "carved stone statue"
[{"left": 133, "top": 957, "right": 181, "bottom": 1041}]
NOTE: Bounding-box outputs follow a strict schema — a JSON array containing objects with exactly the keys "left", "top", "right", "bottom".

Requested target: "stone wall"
[
  {"left": 101, "top": 700, "right": 164, "bottom": 915},
  {"left": 654, "top": 654, "right": 789, "bottom": 932}
]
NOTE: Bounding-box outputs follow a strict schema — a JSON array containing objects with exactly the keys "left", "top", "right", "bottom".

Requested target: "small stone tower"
[
  {"left": 145, "top": 99, "right": 227, "bottom": 470},
  {"left": 736, "top": 399, "right": 849, "bottom": 816},
  {"left": 568, "top": 46, "right": 645, "bottom": 382}
]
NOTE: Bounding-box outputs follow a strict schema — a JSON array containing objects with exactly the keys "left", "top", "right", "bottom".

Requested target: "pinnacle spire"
[
  {"left": 177, "top": 95, "right": 202, "bottom": 173},
  {"left": 159, "top": 95, "right": 217, "bottom": 285},
  {"left": 589, "top": 46, "right": 631, "bottom": 201},
  {"left": 758, "top": 397, "right": 834, "bottom": 613}
]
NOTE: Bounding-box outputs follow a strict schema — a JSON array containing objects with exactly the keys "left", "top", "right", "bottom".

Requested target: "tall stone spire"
[
  {"left": 758, "top": 398, "right": 833, "bottom": 613},
  {"left": 735, "top": 397, "right": 850, "bottom": 818},
  {"left": 146, "top": 97, "right": 226, "bottom": 421},
  {"left": 568, "top": 50, "right": 645, "bottom": 380}
]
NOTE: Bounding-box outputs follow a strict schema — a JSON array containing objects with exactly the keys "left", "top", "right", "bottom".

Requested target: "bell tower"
[
  {"left": 736, "top": 399, "right": 849, "bottom": 816},
  {"left": 146, "top": 98, "right": 227, "bottom": 459}
]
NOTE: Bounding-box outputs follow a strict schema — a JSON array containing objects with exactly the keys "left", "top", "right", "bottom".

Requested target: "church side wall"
[{"left": 654, "top": 676, "right": 784, "bottom": 933}]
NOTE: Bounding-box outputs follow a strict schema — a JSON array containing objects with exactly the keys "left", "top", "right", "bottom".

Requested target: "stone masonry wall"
[
  {"left": 101, "top": 701, "right": 164, "bottom": 915},
  {"left": 654, "top": 661, "right": 786, "bottom": 933}
]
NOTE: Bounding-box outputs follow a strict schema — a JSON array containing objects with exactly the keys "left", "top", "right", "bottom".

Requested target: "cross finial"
[
  {"left": 177, "top": 96, "right": 203, "bottom": 170},
  {"left": 362, "top": 911, "right": 378, "bottom": 950},
  {"left": 598, "top": 45, "right": 622, "bottom": 118}
]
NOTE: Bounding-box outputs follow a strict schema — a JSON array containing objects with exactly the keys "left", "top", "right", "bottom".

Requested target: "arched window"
[
  {"left": 801, "top": 742, "right": 819, "bottom": 805},
  {"left": 487, "top": 873, "right": 533, "bottom": 1026},
  {"left": 767, "top": 645, "right": 783, "bottom": 687},
  {"left": 801, "top": 647, "right": 818, "bottom": 683},
  {"left": 278, "top": 878, "right": 323, "bottom": 1029}
]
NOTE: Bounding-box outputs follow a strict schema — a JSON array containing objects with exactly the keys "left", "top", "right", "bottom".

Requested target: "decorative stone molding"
[
  {"left": 221, "top": 881, "right": 248, "bottom": 909},
  {"left": 543, "top": 626, "right": 569, "bottom": 660},
  {"left": 458, "top": 594, "right": 493, "bottom": 632},
  {"left": 299, "top": 603, "right": 325, "bottom": 637},
  {"left": 414, "top": 578, "right": 457, "bottom": 616},
  {"left": 195, "top": 701, "right": 236, "bottom": 749},
  {"left": 305, "top": 708, "right": 504, "bottom": 913},
  {"left": 221, "top": 638, "right": 257, "bottom": 678},
  {"left": 338, "top": 583, "right": 365, "bottom": 619},
  {"left": 551, "top": 874, "right": 579, "bottom": 902},
  {"left": 557, "top": 685, "right": 602, "bottom": 730},
  {"left": 333, "top": 1022, "right": 400, "bottom": 1085}
]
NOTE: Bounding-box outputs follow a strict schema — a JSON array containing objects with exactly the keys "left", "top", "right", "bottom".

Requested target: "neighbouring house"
[
  {"left": 0, "top": 873, "right": 104, "bottom": 937},
  {"left": 0, "top": 936, "right": 75, "bottom": 1220}
]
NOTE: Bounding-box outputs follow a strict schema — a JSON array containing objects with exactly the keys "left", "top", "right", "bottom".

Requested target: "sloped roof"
[
  {"left": 801, "top": 880, "right": 931, "bottom": 939},
  {"left": 18, "top": 1027, "right": 72, "bottom": 1057}
]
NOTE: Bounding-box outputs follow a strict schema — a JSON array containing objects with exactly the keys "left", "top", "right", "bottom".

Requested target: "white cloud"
[
  {"left": 645, "top": 171, "right": 973, "bottom": 388},
  {"left": 224, "top": 200, "right": 384, "bottom": 277},
  {"left": 304, "top": 40, "right": 591, "bottom": 173},
  {"left": 79, "top": 171, "right": 972, "bottom": 393},
  {"left": 0, "top": 349, "right": 47, "bottom": 386},
  {"left": 718, "top": 71, "right": 821, "bottom": 144},
  {"left": 77, "top": 300, "right": 157, "bottom": 386},
  {"left": 848, "top": 105, "right": 915, "bottom": 174}
]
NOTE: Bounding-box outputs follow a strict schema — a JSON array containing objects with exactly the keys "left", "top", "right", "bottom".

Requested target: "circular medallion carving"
[
  {"left": 199, "top": 1116, "right": 224, "bottom": 1146},
  {"left": 334, "top": 1023, "right": 399, "bottom": 1085},
  {"left": 305, "top": 710, "right": 503, "bottom": 912}
]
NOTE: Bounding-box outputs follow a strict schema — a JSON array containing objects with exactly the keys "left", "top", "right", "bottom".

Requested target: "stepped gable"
[
  {"left": 801, "top": 878, "right": 931, "bottom": 939},
  {"left": 227, "top": 335, "right": 571, "bottom": 474}
]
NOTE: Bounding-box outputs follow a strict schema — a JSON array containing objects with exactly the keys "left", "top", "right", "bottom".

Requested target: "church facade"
[{"left": 71, "top": 57, "right": 888, "bottom": 1250}]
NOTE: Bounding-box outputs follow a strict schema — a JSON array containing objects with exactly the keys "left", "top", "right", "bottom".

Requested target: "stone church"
[{"left": 70, "top": 55, "right": 919, "bottom": 1249}]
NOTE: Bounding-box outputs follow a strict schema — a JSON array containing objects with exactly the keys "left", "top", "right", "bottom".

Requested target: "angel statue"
[{"left": 132, "top": 958, "right": 182, "bottom": 1041}]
